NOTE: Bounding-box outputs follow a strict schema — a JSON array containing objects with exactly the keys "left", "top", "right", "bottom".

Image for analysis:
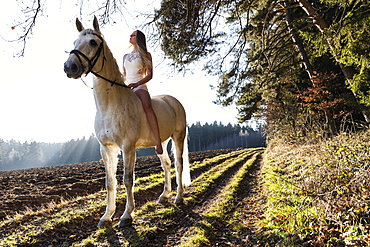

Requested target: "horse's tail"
[{"left": 182, "top": 127, "right": 191, "bottom": 187}]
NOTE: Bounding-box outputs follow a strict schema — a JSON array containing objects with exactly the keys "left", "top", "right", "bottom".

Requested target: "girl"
[{"left": 123, "top": 30, "right": 163, "bottom": 155}]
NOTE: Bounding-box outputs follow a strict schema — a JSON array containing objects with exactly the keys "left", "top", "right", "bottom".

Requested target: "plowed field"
[{"left": 0, "top": 148, "right": 265, "bottom": 246}]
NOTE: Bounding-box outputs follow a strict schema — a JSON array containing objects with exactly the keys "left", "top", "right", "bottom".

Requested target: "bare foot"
[{"left": 156, "top": 144, "right": 163, "bottom": 155}]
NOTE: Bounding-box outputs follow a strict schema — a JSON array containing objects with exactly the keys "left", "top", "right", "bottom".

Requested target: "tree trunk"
[{"left": 284, "top": 0, "right": 315, "bottom": 81}]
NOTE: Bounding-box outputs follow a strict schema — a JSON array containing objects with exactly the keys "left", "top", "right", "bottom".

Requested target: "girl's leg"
[{"left": 135, "top": 89, "right": 163, "bottom": 154}]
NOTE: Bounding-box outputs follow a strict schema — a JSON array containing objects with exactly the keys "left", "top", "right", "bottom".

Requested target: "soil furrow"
[
  {"left": 64, "top": 150, "right": 255, "bottom": 247},
  {"left": 162, "top": 152, "right": 262, "bottom": 247},
  {"left": 0, "top": 149, "right": 234, "bottom": 221},
  {"left": 118, "top": 150, "right": 261, "bottom": 247},
  {"left": 113, "top": 149, "right": 249, "bottom": 223},
  {"left": 0, "top": 149, "right": 244, "bottom": 246},
  {"left": 206, "top": 155, "right": 266, "bottom": 246},
  {"left": 186, "top": 152, "right": 257, "bottom": 216}
]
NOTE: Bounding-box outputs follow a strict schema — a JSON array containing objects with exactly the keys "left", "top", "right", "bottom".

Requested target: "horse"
[{"left": 63, "top": 16, "right": 191, "bottom": 227}]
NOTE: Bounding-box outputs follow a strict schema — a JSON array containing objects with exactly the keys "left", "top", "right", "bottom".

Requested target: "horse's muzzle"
[{"left": 64, "top": 59, "right": 83, "bottom": 79}]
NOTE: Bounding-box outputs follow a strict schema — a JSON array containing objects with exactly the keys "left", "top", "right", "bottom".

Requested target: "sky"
[{"left": 0, "top": 0, "right": 242, "bottom": 143}]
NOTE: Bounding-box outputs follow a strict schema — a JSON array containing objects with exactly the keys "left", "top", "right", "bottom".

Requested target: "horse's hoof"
[
  {"left": 158, "top": 196, "right": 169, "bottom": 203},
  {"left": 175, "top": 197, "right": 183, "bottom": 205},
  {"left": 119, "top": 218, "right": 133, "bottom": 228},
  {"left": 98, "top": 219, "right": 112, "bottom": 228}
]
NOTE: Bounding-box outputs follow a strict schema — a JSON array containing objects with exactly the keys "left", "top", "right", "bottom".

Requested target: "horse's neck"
[
  {"left": 93, "top": 46, "right": 138, "bottom": 114},
  {"left": 95, "top": 45, "right": 124, "bottom": 86}
]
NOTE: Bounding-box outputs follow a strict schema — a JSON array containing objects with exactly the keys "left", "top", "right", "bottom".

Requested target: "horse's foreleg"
[
  {"left": 98, "top": 144, "right": 120, "bottom": 227},
  {"left": 119, "top": 146, "right": 136, "bottom": 227},
  {"left": 158, "top": 140, "right": 171, "bottom": 203}
]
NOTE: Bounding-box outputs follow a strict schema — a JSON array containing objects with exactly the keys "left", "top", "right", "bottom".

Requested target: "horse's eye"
[{"left": 90, "top": 39, "right": 98, "bottom": 46}]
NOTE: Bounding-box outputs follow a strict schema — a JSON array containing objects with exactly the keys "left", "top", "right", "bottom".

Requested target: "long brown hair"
[{"left": 136, "top": 30, "right": 152, "bottom": 70}]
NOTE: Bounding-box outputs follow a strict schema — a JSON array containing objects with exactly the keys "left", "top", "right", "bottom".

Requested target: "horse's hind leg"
[
  {"left": 98, "top": 144, "right": 120, "bottom": 227},
  {"left": 172, "top": 130, "right": 187, "bottom": 204},
  {"left": 158, "top": 139, "right": 171, "bottom": 203}
]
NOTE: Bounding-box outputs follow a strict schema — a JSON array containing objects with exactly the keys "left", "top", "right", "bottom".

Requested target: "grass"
[
  {"left": 261, "top": 130, "right": 370, "bottom": 246},
  {"left": 179, "top": 152, "right": 260, "bottom": 246},
  {"left": 9, "top": 129, "right": 365, "bottom": 247},
  {"left": 0, "top": 194, "right": 104, "bottom": 246}
]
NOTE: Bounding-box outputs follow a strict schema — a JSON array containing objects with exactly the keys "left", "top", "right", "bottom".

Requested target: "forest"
[
  {"left": 153, "top": 0, "right": 370, "bottom": 142},
  {"left": 0, "top": 122, "right": 264, "bottom": 171}
]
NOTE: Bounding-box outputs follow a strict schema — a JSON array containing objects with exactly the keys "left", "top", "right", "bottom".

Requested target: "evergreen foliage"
[
  {"left": 188, "top": 121, "right": 264, "bottom": 151},
  {"left": 153, "top": 0, "right": 370, "bottom": 141}
]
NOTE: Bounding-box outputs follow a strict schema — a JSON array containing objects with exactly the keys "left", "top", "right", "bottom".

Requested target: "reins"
[{"left": 69, "top": 32, "right": 130, "bottom": 89}]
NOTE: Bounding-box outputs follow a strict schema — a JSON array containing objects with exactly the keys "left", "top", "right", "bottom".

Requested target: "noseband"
[{"left": 69, "top": 32, "right": 129, "bottom": 88}]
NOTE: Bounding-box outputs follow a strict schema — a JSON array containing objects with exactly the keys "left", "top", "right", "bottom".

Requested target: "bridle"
[{"left": 69, "top": 32, "right": 130, "bottom": 89}]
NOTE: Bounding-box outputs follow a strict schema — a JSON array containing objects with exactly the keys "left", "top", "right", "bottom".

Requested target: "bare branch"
[
  {"left": 4, "top": 0, "right": 131, "bottom": 57},
  {"left": 9, "top": 0, "right": 43, "bottom": 57}
]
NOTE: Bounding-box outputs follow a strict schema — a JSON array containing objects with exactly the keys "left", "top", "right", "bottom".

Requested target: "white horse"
[{"left": 64, "top": 16, "right": 191, "bottom": 227}]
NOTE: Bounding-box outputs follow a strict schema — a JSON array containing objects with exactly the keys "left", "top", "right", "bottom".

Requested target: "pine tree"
[{"left": 154, "top": 0, "right": 369, "bottom": 141}]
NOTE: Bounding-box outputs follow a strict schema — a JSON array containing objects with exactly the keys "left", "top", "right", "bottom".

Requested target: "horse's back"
[
  {"left": 152, "top": 95, "right": 187, "bottom": 135},
  {"left": 152, "top": 95, "right": 186, "bottom": 125}
]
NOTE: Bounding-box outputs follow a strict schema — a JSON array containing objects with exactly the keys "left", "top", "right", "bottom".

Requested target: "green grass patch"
[
  {"left": 179, "top": 152, "right": 260, "bottom": 246},
  {"left": 259, "top": 159, "right": 319, "bottom": 245}
]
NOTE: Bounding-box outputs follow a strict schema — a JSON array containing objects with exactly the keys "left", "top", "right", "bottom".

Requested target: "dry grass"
[{"left": 262, "top": 129, "right": 370, "bottom": 245}]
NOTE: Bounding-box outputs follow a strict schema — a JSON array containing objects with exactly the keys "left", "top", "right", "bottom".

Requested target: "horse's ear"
[
  {"left": 76, "top": 18, "right": 84, "bottom": 32},
  {"left": 93, "top": 16, "right": 101, "bottom": 34}
]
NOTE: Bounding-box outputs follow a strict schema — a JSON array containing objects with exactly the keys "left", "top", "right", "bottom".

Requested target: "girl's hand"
[{"left": 128, "top": 82, "right": 139, "bottom": 88}]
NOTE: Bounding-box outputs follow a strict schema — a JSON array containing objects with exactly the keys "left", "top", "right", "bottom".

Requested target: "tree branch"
[{"left": 11, "top": 0, "right": 43, "bottom": 57}]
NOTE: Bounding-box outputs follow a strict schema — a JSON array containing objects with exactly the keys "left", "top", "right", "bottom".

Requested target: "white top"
[{"left": 124, "top": 52, "right": 148, "bottom": 92}]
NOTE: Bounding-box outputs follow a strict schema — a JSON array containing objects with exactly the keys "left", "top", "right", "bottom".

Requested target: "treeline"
[
  {"left": 188, "top": 121, "right": 264, "bottom": 152},
  {"left": 0, "top": 122, "right": 264, "bottom": 171},
  {"left": 0, "top": 135, "right": 101, "bottom": 171}
]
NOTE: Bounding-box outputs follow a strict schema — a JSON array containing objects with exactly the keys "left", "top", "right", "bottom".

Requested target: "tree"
[
  {"left": 22, "top": 141, "right": 44, "bottom": 166},
  {"left": 153, "top": 0, "right": 370, "bottom": 141},
  {"left": 284, "top": 0, "right": 315, "bottom": 79},
  {"left": 81, "top": 135, "right": 102, "bottom": 162},
  {"left": 188, "top": 122, "right": 265, "bottom": 151},
  {"left": 296, "top": 0, "right": 370, "bottom": 121},
  {"left": 6, "top": 0, "right": 43, "bottom": 56}
]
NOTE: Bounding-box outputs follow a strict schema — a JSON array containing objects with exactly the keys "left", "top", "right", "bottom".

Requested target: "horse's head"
[{"left": 64, "top": 16, "right": 104, "bottom": 79}]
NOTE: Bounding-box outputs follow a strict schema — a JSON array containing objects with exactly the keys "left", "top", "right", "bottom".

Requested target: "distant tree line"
[
  {"left": 0, "top": 122, "right": 265, "bottom": 171},
  {"left": 0, "top": 136, "right": 101, "bottom": 171},
  {"left": 188, "top": 121, "right": 264, "bottom": 152}
]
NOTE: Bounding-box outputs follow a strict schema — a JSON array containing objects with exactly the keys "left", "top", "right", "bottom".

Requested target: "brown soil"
[{"left": 0, "top": 149, "right": 266, "bottom": 246}]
